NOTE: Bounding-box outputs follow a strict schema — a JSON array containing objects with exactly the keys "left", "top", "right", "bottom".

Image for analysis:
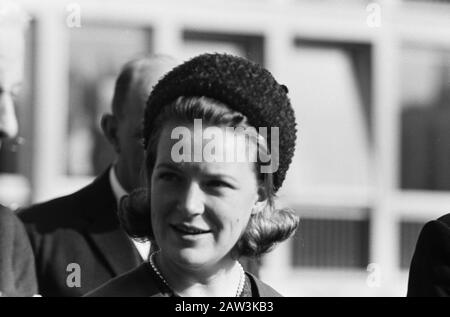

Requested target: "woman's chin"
[
  {"left": 181, "top": 248, "right": 209, "bottom": 262},
  {"left": 165, "top": 247, "right": 214, "bottom": 268}
]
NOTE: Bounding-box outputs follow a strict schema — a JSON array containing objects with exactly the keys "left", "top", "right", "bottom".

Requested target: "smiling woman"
[{"left": 87, "top": 53, "right": 299, "bottom": 297}]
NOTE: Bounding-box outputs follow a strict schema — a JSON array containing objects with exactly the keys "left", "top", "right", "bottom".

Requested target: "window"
[
  {"left": 399, "top": 220, "right": 425, "bottom": 269},
  {"left": 182, "top": 31, "right": 264, "bottom": 65},
  {"left": 400, "top": 46, "right": 450, "bottom": 191},
  {"left": 291, "top": 209, "right": 370, "bottom": 269},
  {"left": 280, "top": 40, "right": 373, "bottom": 196}
]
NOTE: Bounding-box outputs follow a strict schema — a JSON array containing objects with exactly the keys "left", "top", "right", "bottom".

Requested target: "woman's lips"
[{"left": 171, "top": 223, "right": 212, "bottom": 235}]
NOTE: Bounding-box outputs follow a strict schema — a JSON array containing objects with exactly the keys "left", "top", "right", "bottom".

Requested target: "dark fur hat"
[{"left": 143, "top": 53, "right": 297, "bottom": 192}]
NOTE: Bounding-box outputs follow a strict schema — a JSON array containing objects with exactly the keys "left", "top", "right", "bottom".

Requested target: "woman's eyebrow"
[
  {"left": 204, "top": 173, "right": 238, "bottom": 183},
  {"left": 155, "top": 162, "right": 183, "bottom": 172}
]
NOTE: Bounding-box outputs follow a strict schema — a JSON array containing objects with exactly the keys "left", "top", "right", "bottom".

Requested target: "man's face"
[
  {"left": 115, "top": 83, "right": 146, "bottom": 192},
  {"left": 115, "top": 63, "right": 175, "bottom": 191},
  {"left": 0, "top": 27, "right": 24, "bottom": 147}
]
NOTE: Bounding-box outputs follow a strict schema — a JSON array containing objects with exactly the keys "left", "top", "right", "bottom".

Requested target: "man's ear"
[{"left": 101, "top": 114, "right": 120, "bottom": 153}]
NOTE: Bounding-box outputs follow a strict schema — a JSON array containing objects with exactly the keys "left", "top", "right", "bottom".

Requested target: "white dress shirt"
[{"left": 109, "top": 166, "right": 150, "bottom": 260}]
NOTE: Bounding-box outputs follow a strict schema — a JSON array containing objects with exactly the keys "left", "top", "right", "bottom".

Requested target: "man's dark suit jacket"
[
  {"left": 407, "top": 213, "right": 450, "bottom": 297},
  {"left": 19, "top": 169, "right": 142, "bottom": 297},
  {"left": 0, "top": 206, "right": 37, "bottom": 296}
]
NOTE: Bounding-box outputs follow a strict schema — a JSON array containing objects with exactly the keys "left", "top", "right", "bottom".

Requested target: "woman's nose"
[
  {"left": 178, "top": 182, "right": 205, "bottom": 216},
  {"left": 0, "top": 92, "right": 19, "bottom": 139}
]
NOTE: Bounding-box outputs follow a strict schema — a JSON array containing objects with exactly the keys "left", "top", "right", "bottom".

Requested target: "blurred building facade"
[{"left": 1, "top": 0, "right": 450, "bottom": 296}]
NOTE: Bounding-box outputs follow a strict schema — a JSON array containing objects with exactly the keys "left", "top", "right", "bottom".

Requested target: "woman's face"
[{"left": 150, "top": 122, "right": 260, "bottom": 269}]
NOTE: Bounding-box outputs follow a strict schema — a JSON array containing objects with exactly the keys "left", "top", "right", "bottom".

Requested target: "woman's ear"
[
  {"left": 101, "top": 114, "right": 120, "bottom": 153},
  {"left": 257, "top": 184, "right": 268, "bottom": 201},
  {"left": 252, "top": 185, "right": 268, "bottom": 215}
]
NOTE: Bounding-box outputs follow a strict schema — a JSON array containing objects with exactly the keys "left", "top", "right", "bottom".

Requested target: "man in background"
[
  {"left": 20, "top": 55, "right": 177, "bottom": 296},
  {"left": 0, "top": 1, "right": 37, "bottom": 297},
  {"left": 407, "top": 213, "right": 450, "bottom": 297}
]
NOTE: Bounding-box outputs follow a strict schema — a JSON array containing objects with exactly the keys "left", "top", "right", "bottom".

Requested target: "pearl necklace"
[{"left": 149, "top": 252, "right": 246, "bottom": 297}]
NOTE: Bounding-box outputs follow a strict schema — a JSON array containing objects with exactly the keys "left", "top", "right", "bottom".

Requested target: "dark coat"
[
  {"left": 86, "top": 263, "right": 282, "bottom": 297},
  {"left": 19, "top": 169, "right": 142, "bottom": 297},
  {"left": 407, "top": 213, "right": 450, "bottom": 297},
  {"left": 0, "top": 206, "right": 37, "bottom": 296}
]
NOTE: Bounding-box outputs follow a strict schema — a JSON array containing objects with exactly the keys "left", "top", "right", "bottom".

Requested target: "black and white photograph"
[{"left": 1, "top": 0, "right": 450, "bottom": 300}]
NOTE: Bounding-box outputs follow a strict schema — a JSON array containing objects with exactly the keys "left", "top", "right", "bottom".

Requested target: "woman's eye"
[
  {"left": 158, "top": 172, "right": 180, "bottom": 182},
  {"left": 207, "top": 180, "right": 233, "bottom": 189}
]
